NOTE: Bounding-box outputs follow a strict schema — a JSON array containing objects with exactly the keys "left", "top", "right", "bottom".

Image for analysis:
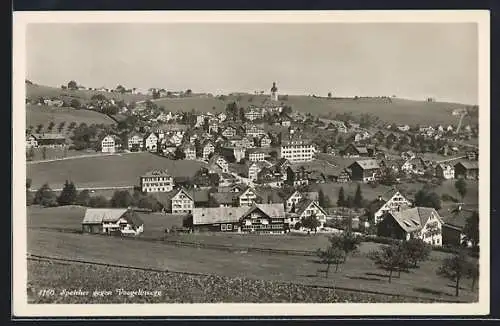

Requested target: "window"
[
  {"left": 221, "top": 224, "right": 227, "bottom": 231},
  {"left": 227, "top": 224, "right": 233, "bottom": 230}
]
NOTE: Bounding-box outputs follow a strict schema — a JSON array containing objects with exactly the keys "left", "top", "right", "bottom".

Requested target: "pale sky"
[{"left": 26, "top": 23, "right": 478, "bottom": 104}]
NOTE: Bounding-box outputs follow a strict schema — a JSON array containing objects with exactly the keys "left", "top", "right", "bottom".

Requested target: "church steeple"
[{"left": 270, "top": 82, "right": 278, "bottom": 101}]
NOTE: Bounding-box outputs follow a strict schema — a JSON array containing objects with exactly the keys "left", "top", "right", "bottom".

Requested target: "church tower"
[{"left": 270, "top": 82, "right": 278, "bottom": 101}]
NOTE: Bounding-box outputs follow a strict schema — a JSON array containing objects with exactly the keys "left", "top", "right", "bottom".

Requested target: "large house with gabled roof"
[
  {"left": 367, "top": 188, "right": 413, "bottom": 224},
  {"left": 81, "top": 208, "right": 144, "bottom": 236},
  {"left": 347, "top": 159, "right": 381, "bottom": 182}
]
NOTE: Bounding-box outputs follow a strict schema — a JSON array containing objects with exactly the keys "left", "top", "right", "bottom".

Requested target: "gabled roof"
[
  {"left": 455, "top": 161, "right": 479, "bottom": 170},
  {"left": 241, "top": 203, "right": 286, "bottom": 220},
  {"left": 350, "top": 159, "right": 380, "bottom": 170},
  {"left": 209, "top": 192, "right": 238, "bottom": 205},
  {"left": 441, "top": 205, "right": 478, "bottom": 230},
  {"left": 82, "top": 208, "right": 140, "bottom": 225},
  {"left": 295, "top": 199, "right": 327, "bottom": 216},
  {"left": 30, "top": 133, "right": 66, "bottom": 140},
  {"left": 141, "top": 169, "right": 172, "bottom": 178},
  {"left": 172, "top": 188, "right": 193, "bottom": 201},
  {"left": 192, "top": 207, "right": 248, "bottom": 225},
  {"left": 388, "top": 207, "right": 442, "bottom": 233}
]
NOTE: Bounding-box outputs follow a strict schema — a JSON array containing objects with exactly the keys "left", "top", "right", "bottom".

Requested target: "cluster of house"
[{"left": 25, "top": 133, "right": 67, "bottom": 148}]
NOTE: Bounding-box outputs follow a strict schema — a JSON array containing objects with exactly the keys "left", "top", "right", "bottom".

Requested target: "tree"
[
  {"left": 36, "top": 124, "right": 44, "bottom": 133},
  {"left": 286, "top": 167, "right": 296, "bottom": 186},
  {"left": 75, "top": 190, "right": 91, "bottom": 206},
  {"left": 353, "top": 184, "right": 363, "bottom": 208},
  {"left": 329, "top": 232, "right": 361, "bottom": 263},
  {"left": 466, "top": 261, "right": 479, "bottom": 292},
  {"left": 318, "top": 189, "right": 330, "bottom": 208},
  {"left": 57, "top": 121, "right": 66, "bottom": 132},
  {"left": 301, "top": 214, "right": 321, "bottom": 234},
  {"left": 34, "top": 183, "right": 58, "bottom": 207},
  {"left": 47, "top": 121, "right": 55, "bottom": 132},
  {"left": 368, "top": 243, "right": 409, "bottom": 283},
  {"left": 26, "top": 148, "right": 35, "bottom": 161},
  {"left": 463, "top": 211, "right": 479, "bottom": 248},
  {"left": 337, "top": 186, "right": 346, "bottom": 207},
  {"left": 57, "top": 180, "right": 77, "bottom": 205},
  {"left": 110, "top": 190, "right": 134, "bottom": 208},
  {"left": 174, "top": 147, "right": 186, "bottom": 160},
  {"left": 414, "top": 188, "right": 442, "bottom": 210},
  {"left": 402, "top": 238, "right": 432, "bottom": 268},
  {"left": 89, "top": 195, "right": 109, "bottom": 208},
  {"left": 137, "top": 195, "right": 163, "bottom": 212},
  {"left": 42, "top": 147, "right": 47, "bottom": 160},
  {"left": 328, "top": 92, "right": 332, "bottom": 98},
  {"left": 67, "top": 80, "right": 78, "bottom": 90},
  {"left": 26, "top": 178, "right": 32, "bottom": 189},
  {"left": 70, "top": 98, "right": 81, "bottom": 109},
  {"left": 26, "top": 178, "right": 34, "bottom": 206},
  {"left": 185, "top": 89, "right": 192, "bottom": 96},
  {"left": 437, "top": 250, "right": 471, "bottom": 296},
  {"left": 316, "top": 245, "right": 345, "bottom": 277},
  {"left": 454, "top": 178, "right": 467, "bottom": 202}
]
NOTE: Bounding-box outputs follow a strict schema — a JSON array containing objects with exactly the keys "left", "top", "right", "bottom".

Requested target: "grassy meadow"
[{"left": 26, "top": 152, "right": 207, "bottom": 189}]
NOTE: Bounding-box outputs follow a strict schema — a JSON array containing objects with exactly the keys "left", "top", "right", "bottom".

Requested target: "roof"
[
  {"left": 388, "top": 207, "right": 442, "bottom": 233},
  {"left": 455, "top": 161, "right": 479, "bottom": 170},
  {"left": 210, "top": 192, "right": 238, "bottom": 205},
  {"left": 192, "top": 207, "right": 248, "bottom": 225},
  {"left": 193, "top": 189, "right": 210, "bottom": 203},
  {"left": 30, "top": 133, "right": 66, "bottom": 140},
  {"left": 441, "top": 205, "right": 478, "bottom": 230},
  {"left": 141, "top": 169, "right": 172, "bottom": 178},
  {"left": 242, "top": 203, "right": 286, "bottom": 220},
  {"left": 343, "top": 143, "right": 368, "bottom": 154},
  {"left": 351, "top": 159, "right": 380, "bottom": 170},
  {"left": 295, "top": 199, "right": 326, "bottom": 216},
  {"left": 256, "top": 189, "right": 285, "bottom": 204},
  {"left": 82, "top": 208, "right": 129, "bottom": 224}
]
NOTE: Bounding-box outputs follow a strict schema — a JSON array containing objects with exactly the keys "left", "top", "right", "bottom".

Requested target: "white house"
[
  {"left": 202, "top": 141, "right": 215, "bottom": 160},
  {"left": 208, "top": 155, "right": 229, "bottom": 173},
  {"left": 171, "top": 188, "right": 194, "bottom": 214},
  {"left": 291, "top": 200, "right": 328, "bottom": 228},
  {"left": 101, "top": 135, "right": 120, "bottom": 153},
  {"left": 144, "top": 132, "right": 159, "bottom": 152},
  {"left": 127, "top": 133, "right": 143, "bottom": 151},
  {"left": 369, "top": 189, "right": 413, "bottom": 225},
  {"left": 435, "top": 163, "right": 455, "bottom": 180},
  {"left": 81, "top": 208, "right": 144, "bottom": 236},
  {"left": 239, "top": 187, "right": 259, "bottom": 207},
  {"left": 140, "top": 169, "right": 174, "bottom": 193}
]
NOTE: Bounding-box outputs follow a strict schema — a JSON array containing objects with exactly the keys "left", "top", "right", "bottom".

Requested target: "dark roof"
[
  {"left": 193, "top": 189, "right": 210, "bottom": 203},
  {"left": 350, "top": 159, "right": 380, "bottom": 170},
  {"left": 455, "top": 161, "right": 479, "bottom": 170},
  {"left": 441, "top": 205, "right": 478, "bottom": 230},
  {"left": 209, "top": 192, "right": 237, "bottom": 205}
]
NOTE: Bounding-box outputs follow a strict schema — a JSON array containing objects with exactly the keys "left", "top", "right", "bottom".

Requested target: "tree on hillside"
[
  {"left": 110, "top": 190, "right": 134, "bottom": 208},
  {"left": 316, "top": 245, "right": 345, "bottom": 277},
  {"left": 368, "top": 243, "right": 409, "bottom": 283},
  {"left": 337, "top": 186, "right": 346, "bottom": 207},
  {"left": 185, "top": 89, "right": 192, "bottom": 96},
  {"left": 318, "top": 189, "right": 330, "bottom": 208},
  {"left": 57, "top": 121, "right": 66, "bottom": 132},
  {"left": 57, "top": 180, "right": 78, "bottom": 206},
  {"left": 329, "top": 232, "right": 361, "bottom": 263},
  {"left": 137, "top": 195, "right": 163, "bottom": 212},
  {"left": 34, "top": 183, "right": 58, "bottom": 207},
  {"left": 301, "top": 214, "right": 321, "bottom": 234},
  {"left": 239, "top": 107, "right": 245, "bottom": 121},
  {"left": 91, "top": 94, "right": 107, "bottom": 101},
  {"left": 75, "top": 190, "right": 91, "bottom": 206},
  {"left": 402, "top": 238, "right": 432, "bottom": 268},
  {"left": 42, "top": 147, "right": 47, "bottom": 160},
  {"left": 70, "top": 99, "right": 81, "bottom": 109},
  {"left": 67, "top": 80, "right": 78, "bottom": 90},
  {"left": 36, "top": 124, "right": 44, "bottom": 133},
  {"left": 47, "top": 121, "right": 55, "bottom": 132},
  {"left": 89, "top": 195, "right": 109, "bottom": 208},
  {"left": 26, "top": 178, "right": 34, "bottom": 206},
  {"left": 26, "top": 178, "right": 32, "bottom": 190},
  {"left": 463, "top": 211, "right": 479, "bottom": 248},
  {"left": 174, "top": 147, "right": 186, "bottom": 160},
  {"left": 414, "top": 188, "right": 442, "bottom": 210},
  {"left": 454, "top": 178, "right": 468, "bottom": 203},
  {"left": 26, "top": 148, "right": 35, "bottom": 161},
  {"left": 466, "top": 261, "right": 479, "bottom": 292},
  {"left": 286, "top": 167, "right": 296, "bottom": 186},
  {"left": 354, "top": 184, "right": 363, "bottom": 208},
  {"left": 328, "top": 92, "right": 332, "bottom": 98},
  {"left": 437, "top": 250, "right": 472, "bottom": 297}
]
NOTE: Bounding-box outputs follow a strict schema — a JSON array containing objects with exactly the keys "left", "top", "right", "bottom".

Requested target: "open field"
[
  {"left": 26, "top": 84, "right": 152, "bottom": 104},
  {"left": 26, "top": 105, "right": 116, "bottom": 132},
  {"left": 152, "top": 94, "right": 474, "bottom": 125},
  {"left": 28, "top": 258, "right": 440, "bottom": 303},
  {"left": 26, "top": 152, "right": 207, "bottom": 189},
  {"left": 27, "top": 228, "right": 478, "bottom": 302}
]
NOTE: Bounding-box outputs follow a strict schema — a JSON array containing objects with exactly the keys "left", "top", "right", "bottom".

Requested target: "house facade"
[
  {"left": 144, "top": 132, "right": 159, "bottom": 152},
  {"left": 377, "top": 207, "right": 443, "bottom": 246},
  {"left": 127, "top": 134, "right": 144, "bottom": 151},
  {"left": 247, "top": 149, "right": 266, "bottom": 162},
  {"left": 454, "top": 161, "right": 479, "bottom": 180},
  {"left": 347, "top": 160, "right": 380, "bottom": 182},
  {"left": 202, "top": 141, "right": 215, "bottom": 160},
  {"left": 435, "top": 164, "right": 455, "bottom": 180},
  {"left": 140, "top": 169, "right": 174, "bottom": 193},
  {"left": 369, "top": 190, "right": 412, "bottom": 224},
  {"left": 171, "top": 189, "right": 194, "bottom": 214},
  {"left": 279, "top": 138, "right": 315, "bottom": 163},
  {"left": 81, "top": 208, "right": 144, "bottom": 236},
  {"left": 101, "top": 135, "right": 119, "bottom": 153},
  {"left": 183, "top": 144, "right": 196, "bottom": 160},
  {"left": 239, "top": 187, "right": 259, "bottom": 206}
]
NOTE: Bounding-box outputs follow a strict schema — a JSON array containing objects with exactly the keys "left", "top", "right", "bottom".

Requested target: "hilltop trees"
[
  {"left": 34, "top": 183, "right": 58, "bottom": 207},
  {"left": 75, "top": 190, "right": 91, "bottom": 207},
  {"left": 57, "top": 180, "right": 78, "bottom": 206},
  {"left": 67, "top": 80, "right": 78, "bottom": 90},
  {"left": 414, "top": 187, "right": 442, "bottom": 210},
  {"left": 454, "top": 178, "right": 467, "bottom": 203},
  {"left": 110, "top": 190, "right": 134, "bottom": 208},
  {"left": 318, "top": 189, "right": 330, "bottom": 209}
]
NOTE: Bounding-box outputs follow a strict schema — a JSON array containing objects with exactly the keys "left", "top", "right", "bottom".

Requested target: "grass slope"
[
  {"left": 26, "top": 84, "right": 152, "bottom": 104},
  {"left": 26, "top": 152, "right": 207, "bottom": 189},
  {"left": 152, "top": 94, "right": 474, "bottom": 125},
  {"left": 27, "top": 228, "right": 478, "bottom": 302},
  {"left": 26, "top": 105, "right": 116, "bottom": 132}
]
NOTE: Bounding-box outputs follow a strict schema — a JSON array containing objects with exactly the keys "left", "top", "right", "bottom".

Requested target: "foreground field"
[
  {"left": 152, "top": 94, "right": 473, "bottom": 125},
  {"left": 26, "top": 152, "right": 206, "bottom": 189},
  {"left": 27, "top": 228, "right": 478, "bottom": 302},
  {"left": 28, "top": 259, "right": 437, "bottom": 303}
]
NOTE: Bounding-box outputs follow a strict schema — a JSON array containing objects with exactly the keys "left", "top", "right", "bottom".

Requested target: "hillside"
[
  {"left": 26, "top": 83, "right": 152, "bottom": 104},
  {"left": 27, "top": 152, "right": 207, "bottom": 189},
  {"left": 26, "top": 105, "right": 116, "bottom": 132},
  {"left": 152, "top": 94, "right": 475, "bottom": 126}
]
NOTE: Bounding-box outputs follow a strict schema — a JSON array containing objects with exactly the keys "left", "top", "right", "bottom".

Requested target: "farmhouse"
[
  {"left": 258, "top": 134, "right": 272, "bottom": 148},
  {"left": 182, "top": 144, "right": 197, "bottom": 160},
  {"left": 245, "top": 107, "right": 264, "bottom": 121},
  {"left": 246, "top": 148, "right": 267, "bottom": 162},
  {"left": 245, "top": 124, "right": 265, "bottom": 138},
  {"left": 367, "top": 188, "right": 412, "bottom": 224},
  {"left": 140, "top": 169, "right": 174, "bottom": 193},
  {"left": 26, "top": 133, "right": 66, "bottom": 148},
  {"left": 441, "top": 204, "right": 478, "bottom": 248},
  {"left": 170, "top": 188, "right": 194, "bottom": 214},
  {"left": 240, "top": 203, "right": 287, "bottom": 234},
  {"left": 101, "top": 135, "right": 120, "bottom": 153},
  {"left": 81, "top": 208, "right": 144, "bottom": 236},
  {"left": 435, "top": 163, "right": 455, "bottom": 180},
  {"left": 377, "top": 207, "right": 443, "bottom": 246},
  {"left": 284, "top": 190, "right": 319, "bottom": 212},
  {"left": 143, "top": 132, "right": 159, "bottom": 152},
  {"left": 454, "top": 161, "right": 479, "bottom": 180},
  {"left": 401, "top": 157, "right": 429, "bottom": 175},
  {"left": 192, "top": 206, "right": 248, "bottom": 232},
  {"left": 340, "top": 144, "right": 369, "bottom": 158},
  {"left": 292, "top": 199, "right": 328, "bottom": 228},
  {"left": 347, "top": 159, "right": 380, "bottom": 182},
  {"left": 127, "top": 133, "right": 144, "bottom": 151},
  {"left": 208, "top": 155, "right": 229, "bottom": 173},
  {"left": 201, "top": 141, "right": 215, "bottom": 160},
  {"left": 247, "top": 161, "right": 270, "bottom": 181},
  {"left": 221, "top": 126, "right": 237, "bottom": 138}
]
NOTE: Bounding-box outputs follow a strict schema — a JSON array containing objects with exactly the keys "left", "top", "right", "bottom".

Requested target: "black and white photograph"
[{"left": 13, "top": 10, "right": 490, "bottom": 317}]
